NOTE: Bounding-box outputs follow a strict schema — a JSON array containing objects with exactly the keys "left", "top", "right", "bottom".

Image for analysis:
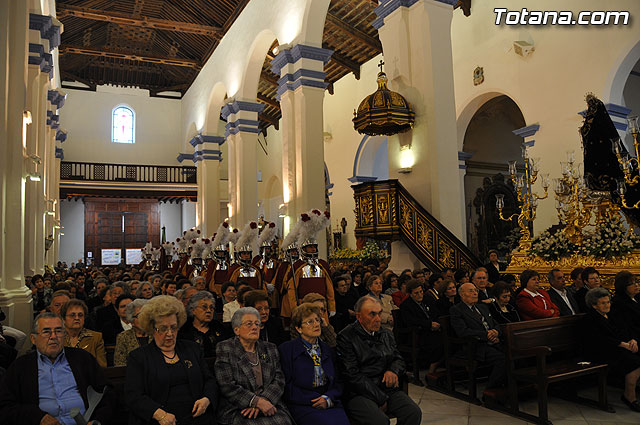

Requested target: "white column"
[
  {"left": 374, "top": 0, "right": 464, "bottom": 239},
  {"left": 221, "top": 101, "right": 264, "bottom": 227},
  {"left": 0, "top": 0, "right": 32, "bottom": 333},
  {"left": 24, "top": 67, "right": 40, "bottom": 276},
  {"left": 191, "top": 135, "right": 224, "bottom": 235},
  {"left": 271, "top": 44, "right": 332, "bottom": 256}
]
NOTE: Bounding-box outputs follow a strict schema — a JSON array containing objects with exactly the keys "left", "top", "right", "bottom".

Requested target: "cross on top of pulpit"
[{"left": 378, "top": 60, "right": 385, "bottom": 73}]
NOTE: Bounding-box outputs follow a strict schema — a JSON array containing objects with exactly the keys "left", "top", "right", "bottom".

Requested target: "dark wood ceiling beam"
[
  {"left": 57, "top": 5, "right": 222, "bottom": 37},
  {"left": 326, "top": 12, "right": 382, "bottom": 52},
  {"left": 323, "top": 43, "right": 361, "bottom": 80},
  {"left": 260, "top": 70, "right": 279, "bottom": 87},
  {"left": 257, "top": 93, "right": 280, "bottom": 110},
  {"left": 259, "top": 112, "right": 280, "bottom": 129},
  {"left": 60, "top": 45, "right": 202, "bottom": 69}
]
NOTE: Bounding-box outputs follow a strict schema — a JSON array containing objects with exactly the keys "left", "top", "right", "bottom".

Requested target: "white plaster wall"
[
  {"left": 160, "top": 202, "right": 183, "bottom": 242},
  {"left": 257, "top": 125, "right": 284, "bottom": 225},
  {"left": 59, "top": 200, "right": 84, "bottom": 265},
  {"left": 59, "top": 86, "right": 182, "bottom": 165},
  {"left": 323, "top": 55, "right": 383, "bottom": 248},
  {"left": 181, "top": 200, "right": 196, "bottom": 231},
  {"left": 451, "top": 0, "right": 640, "bottom": 233}
]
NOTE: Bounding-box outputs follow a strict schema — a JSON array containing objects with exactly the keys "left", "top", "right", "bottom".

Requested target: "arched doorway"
[
  {"left": 462, "top": 95, "right": 526, "bottom": 259},
  {"left": 349, "top": 135, "right": 389, "bottom": 183}
]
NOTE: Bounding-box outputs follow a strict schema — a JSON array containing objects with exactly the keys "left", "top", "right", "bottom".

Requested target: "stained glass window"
[{"left": 112, "top": 106, "right": 135, "bottom": 143}]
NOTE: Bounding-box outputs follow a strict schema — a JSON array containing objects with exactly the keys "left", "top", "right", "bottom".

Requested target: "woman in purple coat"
[{"left": 278, "top": 303, "right": 350, "bottom": 425}]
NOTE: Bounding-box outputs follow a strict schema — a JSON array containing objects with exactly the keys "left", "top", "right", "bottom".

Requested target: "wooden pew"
[
  {"left": 503, "top": 314, "right": 614, "bottom": 424},
  {"left": 391, "top": 309, "right": 422, "bottom": 385},
  {"left": 439, "top": 315, "right": 485, "bottom": 403}
]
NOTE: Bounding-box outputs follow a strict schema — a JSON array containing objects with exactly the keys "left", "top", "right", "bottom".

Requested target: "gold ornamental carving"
[
  {"left": 438, "top": 238, "right": 456, "bottom": 268},
  {"left": 376, "top": 193, "right": 389, "bottom": 224},
  {"left": 416, "top": 216, "right": 434, "bottom": 255},
  {"left": 399, "top": 197, "right": 414, "bottom": 235},
  {"left": 360, "top": 195, "right": 374, "bottom": 226}
]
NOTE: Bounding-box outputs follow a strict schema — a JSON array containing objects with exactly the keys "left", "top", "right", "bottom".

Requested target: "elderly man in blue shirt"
[{"left": 0, "top": 312, "right": 113, "bottom": 425}]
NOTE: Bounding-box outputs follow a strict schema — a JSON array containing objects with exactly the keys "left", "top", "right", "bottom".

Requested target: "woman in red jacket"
[{"left": 516, "top": 269, "right": 560, "bottom": 320}]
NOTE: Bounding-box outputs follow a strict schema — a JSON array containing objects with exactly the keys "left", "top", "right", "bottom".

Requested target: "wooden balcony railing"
[{"left": 60, "top": 161, "right": 197, "bottom": 184}]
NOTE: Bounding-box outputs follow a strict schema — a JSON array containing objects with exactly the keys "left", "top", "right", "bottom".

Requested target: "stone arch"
[
  {"left": 456, "top": 90, "right": 527, "bottom": 152},
  {"left": 236, "top": 29, "right": 279, "bottom": 100},
  {"left": 298, "top": 0, "right": 331, "bottom": 45},
  {"left": 605, "top": 38, "right": 640, "bottom": 106},
  {"left": 349, "top": 135, "right": 389, "bottom": 183},
  {"left": 459, "top": 94, "right": 526, "bottom": 259},
  {"left": 202, "top": 82, "right": 228, "bottom": 135}
]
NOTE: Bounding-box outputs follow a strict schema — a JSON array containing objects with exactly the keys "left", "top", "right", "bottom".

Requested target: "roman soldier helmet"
[
  {"left": 282, "top": 222, "right": 301, "bottom": 261},
  {"left": 258, "top": 222, "right": 277, "bottom": 256},
  {"left": 235, "top": 222, "right": 259, "bottom": 266},
  {"left": 211, "top": 221, "right": 231, "bottom": 262},
  {"left": 189, "top": 237, "right": 211, "bottom": 260},
  {"left": 296, "top": 209, "right": 330, "bottom": 261}
]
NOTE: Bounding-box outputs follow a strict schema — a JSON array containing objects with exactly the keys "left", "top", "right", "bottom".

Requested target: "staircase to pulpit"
[{"left": 352, "top": 180, "right": 481, "bottom": 271}]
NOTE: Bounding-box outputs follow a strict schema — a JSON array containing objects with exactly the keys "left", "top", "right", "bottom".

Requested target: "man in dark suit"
[
  {"left": 547, "top": 269, "right": 580, "bottom": 316},
  {"left": 450, "top": 283, "right": 506, "bottom": 389},
  {"left": 337, "top": 295, "right": 421, "bottom": 425},
  {"left": 483, "top": 250, "right": 507, "bottom": 284},
  {"left": 471, "top": 269, "right": 493, "bottom": 305},
  {"left": 0, "top": 312, "right": 113, "bottom": 425}
]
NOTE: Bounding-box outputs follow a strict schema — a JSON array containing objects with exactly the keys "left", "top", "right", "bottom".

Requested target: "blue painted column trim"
[
  {"left": 29, "top": 14, "right": 62, "bottom": 51},
  {"left": 458, "top": 151, "right": 473, "bottom": 170},
  {"left": 372, "top": 0, "right": 457, "bottom": 29},
  {"left": 270, "top": 44, "right": 333, "bottom": 100},
  {"left": 55, "top": 147, "right": 64, "bottom": 160},
  {"left": 221, "top": 100, "right": 265, "bottom": 138},
  {"left": 512, "top": 123, "right": 540, "bottom": 147},
  {"left": 48, "top": 89, "right": 67, "bottom": 109},
  {"left": 177, "top": 153, "right": 195, "bottom": 163},
  {"left": 56, "top": 129, "right": 67, "bottom": 143}
]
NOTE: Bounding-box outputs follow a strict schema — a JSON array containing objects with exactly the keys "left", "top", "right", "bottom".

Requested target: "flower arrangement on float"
[{"left": 330, "top": 240, "right": 388, "bottom": 261}]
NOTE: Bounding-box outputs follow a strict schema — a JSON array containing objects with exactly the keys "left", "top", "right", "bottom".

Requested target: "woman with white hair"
[
  {"left": 179, "top": 291, "right": 230, "bottom": 357},
  {"left": 215, "top": 307, "right": 291, "bottom": 424},
  {"left": 114, "top": 298, "right": 150, "bottom": 366}
]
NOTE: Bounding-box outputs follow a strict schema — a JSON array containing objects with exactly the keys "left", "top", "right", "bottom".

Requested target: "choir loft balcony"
[{"left": 59, "top": 161, "right": 197, "bottom": 202}]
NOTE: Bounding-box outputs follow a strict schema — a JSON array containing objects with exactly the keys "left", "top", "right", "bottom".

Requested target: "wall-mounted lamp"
[
  {"left": 27, "top": 172, "right": 42, "bottom": 181},
  {"left": 272, "top": 43, "right": 290, "bottom": 56},
  {"left": 47, "top": 211, "right": 55, "bottom": 216},
  {"left": 278, "top": 203, "right": 287, "bottom": 218},
  {"left": 23, "top": 110, "right": 32, "bottom": 125},
  {"left": 399, "top": 145, "right": 414, "bottom": 173}
]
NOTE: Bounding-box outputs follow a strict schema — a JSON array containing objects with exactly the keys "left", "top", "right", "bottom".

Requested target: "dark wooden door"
[{"left": 85, "top": 199, "right": 160, "bottom": 266}]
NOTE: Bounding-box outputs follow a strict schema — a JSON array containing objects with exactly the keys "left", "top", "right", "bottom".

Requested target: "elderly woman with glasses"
[
  {"left": 179, "top": 291, "right": 229, "bottom": 357},
  {"left": 125, "top": 296, "right": 218, "bottom": 425},
  {"left": 114, "top": 298, "right": 150, "bottom": 366},
  {"left": 61, "top": 299, "right": 107, "bottom": 367},
  {"left": 278, "top": 303, "right": 349, "bottom": 425},
  {"left": 215, "top": 307, "right": 291, "bottom": 425}
]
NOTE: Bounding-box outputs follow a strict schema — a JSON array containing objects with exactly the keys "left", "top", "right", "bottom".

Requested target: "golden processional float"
[{"left": 502, "top": 95, "right": 640, "bottom": 287}]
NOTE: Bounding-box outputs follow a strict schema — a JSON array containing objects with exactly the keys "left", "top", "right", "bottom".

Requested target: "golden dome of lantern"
[{"left": 352, "top": 61, "right": 415, "bottom": 136}]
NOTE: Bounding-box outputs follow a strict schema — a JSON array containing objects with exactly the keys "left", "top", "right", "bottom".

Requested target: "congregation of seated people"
[{"left": 2, "top": 257, "right": 640, "bottom": 425}]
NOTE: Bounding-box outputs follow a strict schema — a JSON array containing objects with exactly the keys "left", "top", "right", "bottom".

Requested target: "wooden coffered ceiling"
[{"left": 57, "top": 0, "right": 468, "bottom": 132}]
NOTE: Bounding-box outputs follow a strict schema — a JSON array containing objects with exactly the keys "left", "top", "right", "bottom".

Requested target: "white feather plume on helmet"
[
  {"left": 162, "top": 241, "right": 174, "bottom": 256},
  {"left": 296, "top": 209, "right": 330, "bottom": 247},
  {"left": 236, "top": 222, "right": 259, "bottom": 253},
  {"left": 212, "top": 222, "right": 231, "bottom": 248},
  {"left": 282, "top": 221, "right": 301, "bottom": 251},
  {"left": 190, "top": 237, "right": 211, "bottom": 259},
  {"left": 228, "top": 228, "right": 241, "bottom": 245},
  {"left": 258, "top": 222, "right": 277, "bottom": 247}
]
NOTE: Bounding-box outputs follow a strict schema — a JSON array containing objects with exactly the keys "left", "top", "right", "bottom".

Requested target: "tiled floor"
[{"left": 406, "top": 383, "right": 640, "bottom": 425}]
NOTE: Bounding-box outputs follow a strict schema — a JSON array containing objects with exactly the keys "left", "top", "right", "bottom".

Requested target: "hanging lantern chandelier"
[{"left": 352, "top": 60, "right": 415, "bottom": 136}]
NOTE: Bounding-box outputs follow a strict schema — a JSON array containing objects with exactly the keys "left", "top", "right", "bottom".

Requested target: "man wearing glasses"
[{"left": 0, "top": 312, "right": 113, "bottom": 425}]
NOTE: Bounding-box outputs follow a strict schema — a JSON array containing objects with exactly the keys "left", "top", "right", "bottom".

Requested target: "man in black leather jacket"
[{"left": 337, "top": 295, "right": 421, "bottom": 425}]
